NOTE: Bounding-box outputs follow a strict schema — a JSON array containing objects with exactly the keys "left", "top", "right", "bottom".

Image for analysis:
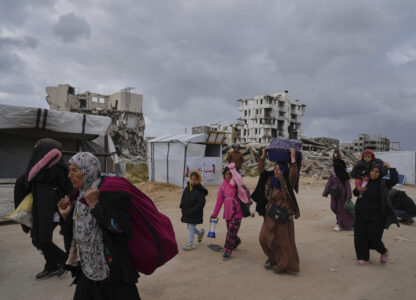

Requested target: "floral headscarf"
[{"left": 69, "top": 152, "right": 101, "bottom": 197}]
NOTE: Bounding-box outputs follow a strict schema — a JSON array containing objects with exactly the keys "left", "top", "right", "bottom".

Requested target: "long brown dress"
[{"left": 258, "top": 158, "right": 299, "bottom": 273}]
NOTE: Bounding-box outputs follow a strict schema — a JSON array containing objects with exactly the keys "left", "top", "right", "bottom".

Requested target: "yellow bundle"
[{"left": 7, "top": 193, "right": 33, "bottom": 228}]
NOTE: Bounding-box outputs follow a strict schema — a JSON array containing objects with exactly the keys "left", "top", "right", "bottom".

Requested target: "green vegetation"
[{"left": 126, "top": 162, "right": 148, "bottom": 183}]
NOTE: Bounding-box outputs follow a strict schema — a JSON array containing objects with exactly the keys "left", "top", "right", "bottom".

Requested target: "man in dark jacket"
[{"left": 180, "top": 171, "right": 207, "bottom": 251}]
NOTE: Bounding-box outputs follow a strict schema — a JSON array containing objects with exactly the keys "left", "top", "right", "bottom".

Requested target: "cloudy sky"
[{"left": 1, "top": 0, "right": 415, "bottom": 149}]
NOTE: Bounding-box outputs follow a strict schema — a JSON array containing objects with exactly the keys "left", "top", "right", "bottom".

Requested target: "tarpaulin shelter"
[
  {"left": 147, "top": 133, "right": 224, "bottom": 187},
  {"left": 374, "top": 151, "right": 416, "bottom": 185},
  {"left": 0, "top": 104, "right": 121, "bottom": 221}
]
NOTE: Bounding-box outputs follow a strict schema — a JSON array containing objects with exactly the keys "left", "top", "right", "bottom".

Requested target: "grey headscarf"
[{"left": 69, "top": 152, "right": 102, "bottom": 197}]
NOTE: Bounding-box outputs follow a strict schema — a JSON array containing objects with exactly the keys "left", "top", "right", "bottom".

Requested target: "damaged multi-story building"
[
  {"left": 45, "top": 84, "right": 146, "bottom": 160},
  {"left": 340, "top": 134, "right": 390, "bottom": 152},
  {"left": 192, "top": 122, "right": 242, "bottom": 145},
  {"left": 237, "top": 91, "right": 306, "bottom": 143}
]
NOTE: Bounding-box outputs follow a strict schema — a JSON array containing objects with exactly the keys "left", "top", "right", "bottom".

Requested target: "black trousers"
[
  {"left": 74, "top": 271, "right": 141, "bottom": 300},
  {"left": 354, "top": 212, "right": 387, "bottom": 261},
  {"left": 32, "top": 223, "right": 66, "bottom": 271}
]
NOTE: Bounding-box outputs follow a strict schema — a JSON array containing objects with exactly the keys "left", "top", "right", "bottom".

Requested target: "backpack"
[{"left": 99, "top": 176, "right": 178, "bottom": 275}]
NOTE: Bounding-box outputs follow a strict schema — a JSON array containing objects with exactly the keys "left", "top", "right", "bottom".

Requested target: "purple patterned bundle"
[
  {"left": 267, "top": 138, "right": 302, "bottom": 163},
  {"left": 268, "top": 138, "right": 302, "bottom": 151}
]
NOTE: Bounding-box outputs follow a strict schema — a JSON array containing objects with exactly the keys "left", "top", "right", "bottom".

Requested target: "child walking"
[
  {"left": 351, "top": 149, "right": 382, "bottom": 198},
  {"left": 180, "top": 170, "right": 207, "bottom": 251},
  {"left": 211, "top": 163, "right": 249, "bottom": 260}
]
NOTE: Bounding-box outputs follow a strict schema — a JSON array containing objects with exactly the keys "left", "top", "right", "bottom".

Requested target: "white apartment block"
[{"left": 238, "top": 91, "right": 306, "bottom": 143}]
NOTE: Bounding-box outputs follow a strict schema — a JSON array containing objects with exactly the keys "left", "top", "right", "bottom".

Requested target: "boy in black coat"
[{"left": 180, "top": 171, "right": 208, "bottom": 251}]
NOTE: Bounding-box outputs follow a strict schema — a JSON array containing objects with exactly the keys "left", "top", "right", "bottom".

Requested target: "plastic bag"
[
  {"left": 344, "top": 198, "right": 355, "bottom": 214},
  {"left": 7, "top": 193, "right": 33, "bottom": 228}
]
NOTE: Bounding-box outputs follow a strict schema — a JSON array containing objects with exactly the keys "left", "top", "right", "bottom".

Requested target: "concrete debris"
[
  {"left": 79, "top": 109, "right": 147, "bottom": 163},
  {"left": 222, "top": 139, "right": 360, "bottom": 179}
]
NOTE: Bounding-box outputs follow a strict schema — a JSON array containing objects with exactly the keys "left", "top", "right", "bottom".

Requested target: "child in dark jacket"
[
  {"left": 351, "top": 149, "right": 383, "bottom": 198},
  {"left": 180, "top": 170, "right": 208, "bottom": 250}
]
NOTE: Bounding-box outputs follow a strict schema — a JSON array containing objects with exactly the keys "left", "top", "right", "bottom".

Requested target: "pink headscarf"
[{"left": 228, "top": 163, "right": 251, "bottom": 204}]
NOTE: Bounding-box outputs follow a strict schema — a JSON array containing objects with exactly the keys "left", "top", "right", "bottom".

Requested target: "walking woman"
[
  {"left": 322, "top": 149, "right": 354, "bottom": 231},
  {"left": 58, "top": 152, "right": 140, "bottom": 300},
  {"left": 211, "top": 163, "right": 248, "bottom": 260},
  {"left": 25, "top": 139, "right": 72, "bottom": 279},
  {"left": 251, "top": 148, "right": 300, "bottom": 274},
  {"left": 354, "top": 161, "right": 399, "bottom": 265}
]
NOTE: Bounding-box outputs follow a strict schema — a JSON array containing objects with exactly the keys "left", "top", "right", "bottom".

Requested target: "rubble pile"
[
  {"left": 76, "top": 108, "right": 147, "bottom": 163},
  {"left": 223, "top": 139, "right": 359, "bottom": 179}
]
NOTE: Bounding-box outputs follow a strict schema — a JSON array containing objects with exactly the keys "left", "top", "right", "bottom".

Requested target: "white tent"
[
  {"left": 375, "top": 151, "right": 416, "bottom": 185},
  {"left": 147, "top": 134, "right": 223, "bottom": 187},
  {"left": 0, "top": 104, "right": 122, "bottom": 221}
]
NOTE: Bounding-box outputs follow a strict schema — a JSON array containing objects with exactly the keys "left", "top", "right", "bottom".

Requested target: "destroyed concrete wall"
[
  {"left": 45, "top": 84, "right": 146, "bottom": 162},
  {"left": 192, "top": 123, "right": 242, "bottom": 145},
  {"left": 309, "top": 137, "right": 339, "bottom": 147}
]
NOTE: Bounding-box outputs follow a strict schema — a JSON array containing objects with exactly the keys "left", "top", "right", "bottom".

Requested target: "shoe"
[
  {"left": 380, "top": 249, "right": 389, "bottom": 263},
  {"left": 264, "top": 259, "right": 275, "bottom": 270},
  {"left": 56, "top": 264, "right": 66, "bottom": 277},
  {"left": 183, "top": 244, "right": 196, "bottom": 251},
  {"left": 35, "top": 268, "right": 59, "bottom": 280},
  {"left": 400, "top": 219, "right": 414, "bottom": 225},
  {"left": 333, "top": 224, "right": 341, "bottom": 231},
  {"left": 233, "top": 239, "right": 241, "bottom": 250},
  {"left": 222, "top": 253, "right": 231, "bottom": 260},
  {"left": 357, "top": 260, "right": 366, "bottom": 265},
  {"left": 197, "top": 229, "right": 205, "bottom": 243}
]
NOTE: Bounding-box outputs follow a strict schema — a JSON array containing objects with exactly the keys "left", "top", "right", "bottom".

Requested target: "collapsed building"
[
  {"left": 46, "top": 84, "right": 146, "bottom": 161},
  {"left": 192, "top": 122, "right": 242, "bottom": 145},
  {"left": 340, "top": 134, "right": 390, "bottom": 152},
  {"left": 237, "top": 91, "right": 306, "bottom": 143}
]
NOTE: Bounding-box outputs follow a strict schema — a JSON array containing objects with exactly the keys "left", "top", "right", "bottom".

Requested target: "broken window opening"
[{"left": 79, "top": 99, "right": 87, "bottom": 108}]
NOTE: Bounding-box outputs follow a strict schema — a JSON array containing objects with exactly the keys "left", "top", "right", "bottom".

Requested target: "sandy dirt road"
[{"left": 1, "top": 177, "right": 415, "bottom": 300}]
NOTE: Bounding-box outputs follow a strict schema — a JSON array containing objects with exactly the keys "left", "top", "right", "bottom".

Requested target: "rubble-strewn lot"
[{"left": 223, "top": 139, "right": 359, "bottom": 179}]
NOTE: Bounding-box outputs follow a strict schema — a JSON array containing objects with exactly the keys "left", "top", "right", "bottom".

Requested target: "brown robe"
[
  {"left": 226, "top": 151, "right": 244, "bottom": 170},
  {"left": 258, "top": 158, "right": 299, "bottom": 273}
]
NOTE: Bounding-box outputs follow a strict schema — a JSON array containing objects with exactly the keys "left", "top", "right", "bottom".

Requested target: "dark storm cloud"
[
  {"left": 53, "top": 13, "right": 91, "bottom": 43},
  {"left": 0, "top": 0, "right": 416, "bottom": 149}
]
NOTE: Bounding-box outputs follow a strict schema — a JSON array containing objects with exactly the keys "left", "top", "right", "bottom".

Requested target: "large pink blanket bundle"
[{"left": 100, "top": 176, "right": 178, "bottom": 275}]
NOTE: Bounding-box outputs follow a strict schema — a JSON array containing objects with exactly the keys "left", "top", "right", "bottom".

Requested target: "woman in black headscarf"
[
  {"left": 353, "top": 161, "right": 399, "bottom": 265},
  {"left": 322, "top": 149, "right": 353, "bottom": 231},
  {"left": 25, "top": 139, "right": 72, "bottom": 279}
]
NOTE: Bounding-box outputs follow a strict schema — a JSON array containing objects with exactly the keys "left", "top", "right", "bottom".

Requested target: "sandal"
[
  {"left": 380, "top": 249, "right": 389, "bottom": 263},
  {"left": 264, "top": 259, "right": 275, "bottom": 270}
]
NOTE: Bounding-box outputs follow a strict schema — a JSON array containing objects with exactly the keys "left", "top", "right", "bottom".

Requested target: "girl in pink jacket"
[{"left": 211, "top": 165, "right": 244, "bottom": 260}]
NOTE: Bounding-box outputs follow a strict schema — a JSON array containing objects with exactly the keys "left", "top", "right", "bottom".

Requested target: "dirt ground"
[{"left": 1, "top": 177, "right": 415, "bottom": 300}]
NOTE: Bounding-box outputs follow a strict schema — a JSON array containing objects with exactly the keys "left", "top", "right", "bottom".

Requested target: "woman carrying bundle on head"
[{"left": 251, "top": 148, "right": 300, "bottom": 274}]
